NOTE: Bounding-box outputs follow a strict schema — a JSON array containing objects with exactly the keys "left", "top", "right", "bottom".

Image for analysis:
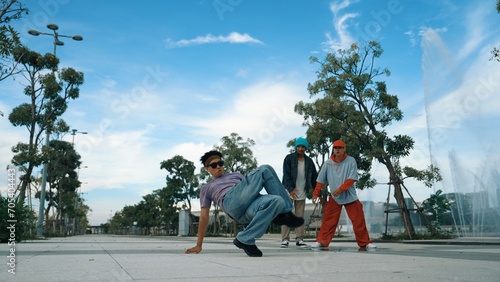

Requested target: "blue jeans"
[{"left": 223, "top": 165, "right": 293, "bottom": 245}]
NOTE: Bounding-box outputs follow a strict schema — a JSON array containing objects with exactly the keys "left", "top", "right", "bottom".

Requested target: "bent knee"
[
  {"left": 259, "top": 164, "right": 272, "bottom": 171},
  {"left": 271, "top": 195, "right": 286, "bottom": 209}
]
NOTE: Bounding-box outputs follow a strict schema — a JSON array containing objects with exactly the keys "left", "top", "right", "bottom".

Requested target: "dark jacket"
[{"left": 282, "top": 152, "right": 318, "bottom": 193}]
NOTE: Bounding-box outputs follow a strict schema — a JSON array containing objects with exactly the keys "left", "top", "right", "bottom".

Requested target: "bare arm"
[{"left": 184, "top": 207, "right": 210, "bottom": 254}]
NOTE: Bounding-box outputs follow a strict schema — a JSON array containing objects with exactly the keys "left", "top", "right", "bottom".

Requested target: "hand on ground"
[{"left": 184, "top": 245, "right": 202, "bottom": 254}]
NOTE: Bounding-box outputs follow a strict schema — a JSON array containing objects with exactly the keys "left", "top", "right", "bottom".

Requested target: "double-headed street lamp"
[
  {"left": 28, "top": 23, "right": 83, "bottom": 56},
  {"left": 29, "top": 24, "right": 83, "bottom": 238}
]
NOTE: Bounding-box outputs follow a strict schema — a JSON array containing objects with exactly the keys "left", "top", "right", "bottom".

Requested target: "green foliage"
[
  {"left": 492, "top": 1, "right": 500, "bottom": 61},
  {"left": 299, "top": 41, "right": 443, "bottom": 237},
  {"left": 12, "top": 46, "right": 59, "bottom": 72},
  {"left": 381, "top": 231, "right": 456, "bottom": 240},
  {"left": 402, "top": 165, "right": 442, "bottom": 188},
  {"left": 0, "top": 1, "right": 28, "bottom": 24},
  {"left": 422, "top": 189, "right": 451, "bottom": 230},
  {"left": 0, "top": 195, "right": 35, "bottom": 243},
  {"left": 491, "top": 47, "right": 500, "bottom": 62},
  {"left": 160, "top": 155, "right": 199, "bottom": 210},
  {"left": 298, "top": 41, "right": 412, "bottom": 189},
  {"left": 298, "top": 41, "right": 443, "bottom": 189},
  {"left": 43, "top": 140, "right": 82, "bottom": 234},
  {"left": 108, "top": 189, "right": 179, "bottom": 235},
  {"left": 8, "top": 46, "right": 84, "bottom": 205},
  {"left": 135, "top": 194, "right": 161, "bottom": 230},
  {"left": 197, "top": 133, "right": 258, "bottom": 184},
  {"left": 215, "top": 132, "right": 258, "bottom": 175},
  {"left": 0, "top": 0, "right": 28, "bottom": 81},
  {"left": 0, "top": 24, "right": 21, "bottom": 80}
]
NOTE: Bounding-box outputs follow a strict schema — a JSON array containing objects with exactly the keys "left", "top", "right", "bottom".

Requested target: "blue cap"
[{"left": 294, "top": 137, "right": 308, "bottom": 150}]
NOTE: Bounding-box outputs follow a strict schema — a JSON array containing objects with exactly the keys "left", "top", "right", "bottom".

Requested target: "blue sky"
[{"left": 1, "top": 0, "right": 499, "bottom": 226}]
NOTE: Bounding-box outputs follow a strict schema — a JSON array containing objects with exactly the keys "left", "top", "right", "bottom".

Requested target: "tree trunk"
[
  {"left": 384, "top": 156, "right": 416, "bottom": 238},
  {"left": 189, "top": 210, "right": 194, "bottom": 236},
  {"left": 44, "top": 204, "right": 50, "bottom": 234},
  {"left": 392, "top": 180, "right": 415, "bottom": 238},
  {"left": 213, "top": 205, "right": 220, "bottom": 235},
  {"left": 17, "top": 164, "right": 35, "bottom": 205},
  {"left": 58, "top": 193, "right": 62, "bottom": 234}
]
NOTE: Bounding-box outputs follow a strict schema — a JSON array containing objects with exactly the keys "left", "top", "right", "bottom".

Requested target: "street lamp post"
[
  {"left": 71, "top": 129, "right": 88, "bottom": 146},
  {"left": 29, "top": 24, "right": 83, "bottom": 238}
]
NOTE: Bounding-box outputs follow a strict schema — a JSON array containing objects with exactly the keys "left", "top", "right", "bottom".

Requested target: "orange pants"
[{"left": 316, "top": 196, "right": 372, "bottom": 247}]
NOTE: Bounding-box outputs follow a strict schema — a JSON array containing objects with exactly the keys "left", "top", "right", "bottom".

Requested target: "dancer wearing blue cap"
[{"left": 280, "top": 137, "right": 318, "bottom": 248}]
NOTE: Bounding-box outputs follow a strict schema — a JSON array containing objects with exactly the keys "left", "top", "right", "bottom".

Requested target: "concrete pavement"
[{"left": 3, "top": 234, "right": 500, "bottom": 281}]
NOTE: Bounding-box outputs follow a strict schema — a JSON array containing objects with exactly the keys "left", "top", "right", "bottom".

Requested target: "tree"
[
  {"left": 153, "top": 188, "right": 180, "bottom": 234},
  {"left": 109, "top": 188, "right": 178, "bottom": 235},
  {"left": 160, "top": 155, "right": 199, "bottom": 211},
  {"left": 422, "top": 190, "right": 451, "bottom": 231},
  {"left": 71, "top": 193, "right": 90, "bottom": 235},
  {"left": 0, "top": 0, "right": 28, "bottom": 81},
  {"left": 296, "top": 41, "right": 441, "bottom": 237},
  {"left": 492, "top": 0, "right": 500, "bottom": 62},
  {"left": 45, "top": 140, "right": 81, "bottom": 234},
  {"left": 121, "top": 205, "right": 137, "bottom": 227},
  {"left": 197, "top": 133, "right": 258, "bottom": 183},
  {"left": 160, "top": 155, "right": 199, "bottom": 234},
  {"left": 109, "top": 205, "right": 138, "bottom": 234},
  {"left": 9, "top": 46, "right": 84, "bottom": 205},
  {"left": 215, "top": 132, "right": 258, "bottom": 174},
  {"left": 135, "top": 194, "right": 161, "bottom": 235}
]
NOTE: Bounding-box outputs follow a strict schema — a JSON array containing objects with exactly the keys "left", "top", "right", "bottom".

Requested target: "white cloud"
[
  {"left": 177, "top": 79, "right": 310, "bottom": 176},
  {"left": 75, "top": 127, "right": 164, "bottom": 191},
  {"left": 164, "top": 32, "right": 264, "bottom": 48},
  {"left": 236, "top": 68, "right": 249, "bottom": 78},
  {"left": 323, "top": 1, "right": 359, "bottom": 52},
  {"left": 330, "top": 0, "right": 357, "bottom": 14},
  {"left": 188, "top": 80, "right": 306, "bottom": 142},
  {"left": 404, "top": 30, "right": 419, "bottom": 47},
  {"left": 456, "top": 4, "right": 489, "bottom": 61}
]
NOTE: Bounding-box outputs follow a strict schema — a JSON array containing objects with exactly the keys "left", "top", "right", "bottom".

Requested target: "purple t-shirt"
[{"left": 200, "top": 172, "right": 244, "bottom": 211}]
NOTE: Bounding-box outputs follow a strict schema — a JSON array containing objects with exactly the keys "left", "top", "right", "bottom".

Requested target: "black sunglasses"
[{"left": 208, "top": 160, "right": 224, "bottom": 169}]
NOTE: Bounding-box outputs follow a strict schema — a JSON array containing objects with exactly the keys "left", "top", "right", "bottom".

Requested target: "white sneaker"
[
  {"left": 366, "top": 243, "right": 377, "bottom": 249},
  {"left": 280, "top": 240, "right": 289, "bottom": 248},
  {"left": 310, "top": 242, "right": 324, "bottom": 248},
  {"left": 296, "top": 240, "right": 308, "bottom": 248}
]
